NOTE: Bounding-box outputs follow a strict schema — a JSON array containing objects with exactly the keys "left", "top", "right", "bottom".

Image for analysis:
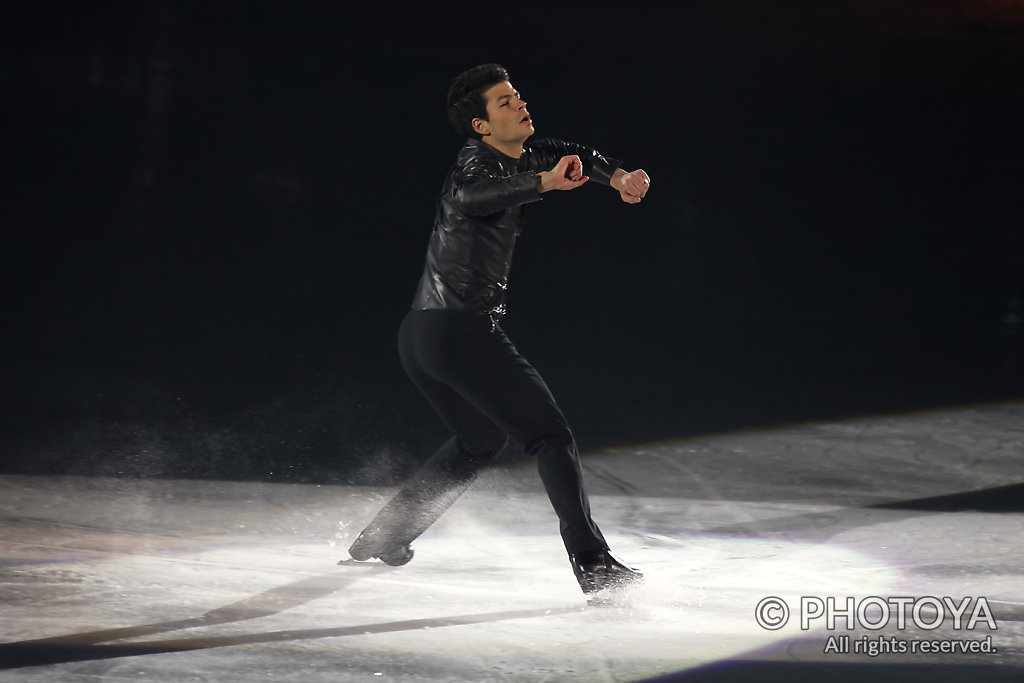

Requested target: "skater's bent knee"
[{"left": 524, "top": 431, "right": 574, "bottom": 458}]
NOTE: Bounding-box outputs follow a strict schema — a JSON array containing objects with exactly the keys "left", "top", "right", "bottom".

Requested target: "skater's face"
[{"left": 472, "top": 81, "right": 534, "bottom": 150}]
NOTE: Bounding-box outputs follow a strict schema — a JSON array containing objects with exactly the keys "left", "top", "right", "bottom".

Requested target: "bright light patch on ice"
[{"left": 65, "top": 522, "right": 898, "bottom": 681}]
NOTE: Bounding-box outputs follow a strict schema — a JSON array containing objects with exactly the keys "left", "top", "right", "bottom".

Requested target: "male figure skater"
[{"left": 348, "top": 64, "right": 651, "bottom": 595}]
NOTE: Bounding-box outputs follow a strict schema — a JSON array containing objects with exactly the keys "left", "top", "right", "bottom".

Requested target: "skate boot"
[
  {"left": 569, "top": 549, "right": 643, "bottom": 595},
  {"left": 347, "top": 526, "right": 414, "bottom": 567}
]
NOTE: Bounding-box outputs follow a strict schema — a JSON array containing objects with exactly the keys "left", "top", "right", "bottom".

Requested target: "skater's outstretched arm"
[
  {"left": 524, "top": 138, "right": 620, "bottom": 186},
  {"left": 523, "top": 138, "right": 651, "bottom": 204}
]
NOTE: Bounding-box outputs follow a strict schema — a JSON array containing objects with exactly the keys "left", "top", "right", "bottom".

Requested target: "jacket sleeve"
[
  {"left": 449, "top": 157, "right": 543, "bottom": 216},
  {"left": 523, "top": 138, "right": 623, "bottom": 186}
]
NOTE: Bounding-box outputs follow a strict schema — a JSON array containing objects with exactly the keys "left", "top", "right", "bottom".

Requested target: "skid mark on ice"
[
  {"left": 3, "top": 567, "right": 393, "bottom": 650},
  {"left": 644, "top": 448, "right": 763, "bottom": 530},
  {"left": 0, "top": 606, "right": 586, "bottom": 670},
  {"left": 583, "top": 464, "right": 641, "bottom": 495}
]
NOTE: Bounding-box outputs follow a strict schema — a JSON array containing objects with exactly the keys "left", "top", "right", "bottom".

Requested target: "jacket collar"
[{"left": 464, "top": 137, "right": 523, "bottom": 163}]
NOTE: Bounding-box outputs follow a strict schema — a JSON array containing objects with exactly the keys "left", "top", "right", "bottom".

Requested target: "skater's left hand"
[{"left": 613, "top": 168, "right": 651, "bottom": 204}]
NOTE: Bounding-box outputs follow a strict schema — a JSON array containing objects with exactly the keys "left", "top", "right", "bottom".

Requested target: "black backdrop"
[{"left": 3, "top": 1, "right": 1022, "bottom": 483}]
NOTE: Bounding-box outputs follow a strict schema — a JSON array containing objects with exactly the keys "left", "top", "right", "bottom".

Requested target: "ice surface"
[{"left": 1, "top": 402, "right": 1023, "bottom": 681}]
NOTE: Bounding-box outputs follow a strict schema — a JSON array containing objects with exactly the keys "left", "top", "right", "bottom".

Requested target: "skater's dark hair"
[{"left": 447, "top": 64, "right": 510, "bottom": 139}]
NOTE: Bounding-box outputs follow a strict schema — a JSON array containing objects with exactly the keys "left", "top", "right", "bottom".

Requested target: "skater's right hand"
[{"left": 537, "top": 155, "right": 590, "bottom": 193}]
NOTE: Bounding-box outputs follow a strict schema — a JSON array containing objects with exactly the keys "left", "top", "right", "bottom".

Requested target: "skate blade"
[
  {"left": 337, "top": 558, "right": 393, "bottom": 567},
  {"left": 584, "top": 574, "right": 645, "bottom": 607},
  {"left": 585, "top": 584, "right": 641, "bottom": 607},
  {"left": 587, "top": 591, "right": 632, "bottom": 608}
]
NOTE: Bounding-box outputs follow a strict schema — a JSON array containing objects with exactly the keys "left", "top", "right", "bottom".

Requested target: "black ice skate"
[
  {"left": 347, "top": 526, "right": 414, "bottom": 567},
  {"left": 569, "top": 549, "right": 643, "bottom": 595}
]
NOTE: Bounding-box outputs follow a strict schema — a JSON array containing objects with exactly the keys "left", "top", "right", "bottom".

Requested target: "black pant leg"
[
  {"left": 399, "top": 310, "right": 607, "bottom": 555},
  {"left": 357, "top": 435, "right": 496, "bottom": 546},
  {"left": 356, "top": 312, "right": 510, "bottom": 546}
]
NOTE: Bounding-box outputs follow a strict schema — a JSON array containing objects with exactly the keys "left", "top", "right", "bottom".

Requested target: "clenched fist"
[
  {"left": 537, "top": 155, "right": 590, "bottom": 193},
  {"left": 613, "top": 169, "right": 651, "bottom": 204}
]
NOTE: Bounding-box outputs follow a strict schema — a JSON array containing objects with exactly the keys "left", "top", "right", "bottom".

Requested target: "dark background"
[{"left": 2, "top": 1, "right": 1022, "bottom": 484}]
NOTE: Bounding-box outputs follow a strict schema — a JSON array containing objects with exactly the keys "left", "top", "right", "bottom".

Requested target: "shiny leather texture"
[{"left": 411, "top": 137, "right": 621, "bottom": 316}]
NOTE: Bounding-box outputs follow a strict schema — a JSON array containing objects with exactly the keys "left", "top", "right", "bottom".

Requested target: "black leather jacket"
[{"left": 411, "top": 137, "right": 621, "bottom": 318}]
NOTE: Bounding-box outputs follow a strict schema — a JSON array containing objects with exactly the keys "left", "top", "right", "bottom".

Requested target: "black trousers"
[{"left": 363, "top": 308, "right": 608, "bottom": 556}]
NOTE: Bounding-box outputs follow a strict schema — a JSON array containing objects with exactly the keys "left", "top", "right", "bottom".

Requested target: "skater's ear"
[{"left": 471, "top": 117, "right": 491, "bottom": 137}]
